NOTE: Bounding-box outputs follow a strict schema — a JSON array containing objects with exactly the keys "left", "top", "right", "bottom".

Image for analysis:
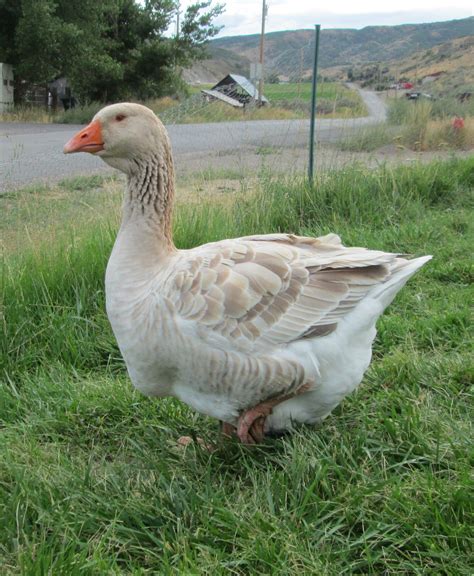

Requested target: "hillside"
[
  {"left": 322, "top": 35, "right": 474, "bottom": 97},
  {"left": 390, "top": 35, "right": 474, "bottom": 95},
  {"left": 184, "top": 17, "right": 473, "bottom": 83},
  {"left": 182, "top": 47, "right": 250, "bottom": 84}
]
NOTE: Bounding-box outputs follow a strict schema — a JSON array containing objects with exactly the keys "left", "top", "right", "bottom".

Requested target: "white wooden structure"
[{"left": 0, "top": 63, "right": 14, "bottom": 113}]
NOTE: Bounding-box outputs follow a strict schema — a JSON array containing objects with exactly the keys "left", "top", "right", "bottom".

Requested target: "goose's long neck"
[{"left": 121, "top": 144, "right": 176, "bottom": 255}]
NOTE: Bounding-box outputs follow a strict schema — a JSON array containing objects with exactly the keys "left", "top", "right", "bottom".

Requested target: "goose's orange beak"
[{"left": 63, "top": 120, "right": 104, "bottom": 154}]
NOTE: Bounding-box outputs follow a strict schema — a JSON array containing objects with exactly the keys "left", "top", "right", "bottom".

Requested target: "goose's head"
[{"left": 63, "top": 103, "right": 169, "bottom": 174}]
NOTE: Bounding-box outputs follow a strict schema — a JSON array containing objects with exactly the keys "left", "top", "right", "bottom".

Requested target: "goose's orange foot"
[
  {"left": 237, "top": 400, "right": 277, "bottom": 444},
  {"left": 237, "top": 384, "right": 312, "bottom": 444}
]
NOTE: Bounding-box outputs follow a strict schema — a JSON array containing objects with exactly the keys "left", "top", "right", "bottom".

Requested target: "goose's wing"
[{"left": 164, "top": 233, "right": 399, "bottom": 351}]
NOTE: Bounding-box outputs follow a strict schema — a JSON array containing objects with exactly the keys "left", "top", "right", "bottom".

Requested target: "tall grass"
[
  {"left": 56, "top": 97, "right": 179, "bottom": 124},
  {"left": 343, "top": 97, "right": 474, "bottom": 152},
  {"left": 1, "top": 158, "right": 473, "bottom": 574},
  {"left": 2, "top": 158, "right": 473, "bottom": 378},
  {"left": 388, "top": 96, "right": 474, "bottom": 124},
  {"left": 338, "top": 124, "right": 398, "bottom": 152},
  {"left": 402, "top": 101, "right": 433, "bottom": 150},
  {"left": 0, "top": 98, "right": 179, "bottom": 125},
  {"left": 160, "top": 97, "right": 309, "bottom": 124},
  {"left": 0, "top": 105, "right": 55, "bottom": 123}
]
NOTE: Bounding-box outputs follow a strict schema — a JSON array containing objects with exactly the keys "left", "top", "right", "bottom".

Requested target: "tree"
[
  {"left": 14, "top": 0, "right": 80, "bottom": 83},
  {"left": 266, "top": 72, "right": 280, "bottom": 84},
  {"left": 0, "top": 0, "right": 224, "bottom": 102}
]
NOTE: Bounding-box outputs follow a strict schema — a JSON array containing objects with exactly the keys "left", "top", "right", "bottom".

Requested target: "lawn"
[
  {"left": 188, "top": 81, "right": 349, "bottom": 103},
  {"left": 264, "top": 81, "right": 351, "bottom": 102},
  {"left": 1, "top": 158, "right": 473, "bottom": 574},
  {"left": 161, "top": 82, "right": 366, "bottom": 124}
]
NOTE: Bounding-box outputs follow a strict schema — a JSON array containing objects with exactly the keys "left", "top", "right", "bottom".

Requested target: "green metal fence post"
[{"left": 308, "top": 24, "right": 321, "bottom": 185}]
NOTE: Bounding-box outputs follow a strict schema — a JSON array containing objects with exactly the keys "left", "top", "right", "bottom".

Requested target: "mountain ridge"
[{"left": 184, "top": 17, "right": 474, "bottom": 83}]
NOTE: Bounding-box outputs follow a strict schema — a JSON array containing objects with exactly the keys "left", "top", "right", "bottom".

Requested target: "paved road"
[{"left": 0, "top": 86, "right": 386, "bottom": 192}]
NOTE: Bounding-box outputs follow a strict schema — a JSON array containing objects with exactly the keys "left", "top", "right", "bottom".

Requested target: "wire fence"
[
  {"left": 3, "top": 18, "right": 472, "bottom": 195},
  {"left": 151, "top": 22, "right": 390, "bottom": 181},
  {"left": 1, "top": 17, "right": 398, "bottom": 194},
  {"left": 156, "top": 76, "right": 382, "bottom": 182}
]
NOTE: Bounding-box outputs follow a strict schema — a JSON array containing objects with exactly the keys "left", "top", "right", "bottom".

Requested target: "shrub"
[{"left": 55, "top": 102, "right": 105, "bottom": 124}]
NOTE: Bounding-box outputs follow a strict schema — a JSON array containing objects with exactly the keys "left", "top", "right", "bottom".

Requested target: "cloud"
[
  {"left": 177, "top": 0, "right": 472, "bottom": 38},
  {"left": 213, "top": 7, "right": 473, "bottom": 37}
]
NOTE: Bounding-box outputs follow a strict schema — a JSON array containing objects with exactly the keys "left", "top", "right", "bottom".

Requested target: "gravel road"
[{"left": 0, "top": 86, "right": 386, "bottom": 192}]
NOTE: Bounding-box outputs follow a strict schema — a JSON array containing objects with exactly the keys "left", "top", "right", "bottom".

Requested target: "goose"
[{"left": 64, "top": 103, "right": 431, "bottom": 444}]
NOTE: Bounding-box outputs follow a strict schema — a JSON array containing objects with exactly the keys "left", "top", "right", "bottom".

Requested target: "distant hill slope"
[
  {"left": 323, "top": 35, "right": 474, "bottom": 97},
  {"left": 183, "top": 47, "right": 250, "bottom": 84},
  {"left": 389, "top": 35, "right": 474, "bottom": 95},
  {"left": 184, "top": 17, "right": 473, "bottom": 83}
]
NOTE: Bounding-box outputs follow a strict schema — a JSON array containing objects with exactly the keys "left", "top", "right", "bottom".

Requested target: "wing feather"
[{"left": 164, "top": 234, "right": 400, "bottom": 350}]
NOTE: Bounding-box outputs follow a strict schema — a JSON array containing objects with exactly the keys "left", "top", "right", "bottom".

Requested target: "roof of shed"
[
  {"left": 212, "top": 74, "right": 268, "bottom": 103},
  {"left": 201, "top": 89, "right": 244, "bottom": 108}
]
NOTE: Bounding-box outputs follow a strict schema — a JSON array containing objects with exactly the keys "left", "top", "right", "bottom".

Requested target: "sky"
[{"left": 179, "top": 1, "right": 473, "bottom": 38}]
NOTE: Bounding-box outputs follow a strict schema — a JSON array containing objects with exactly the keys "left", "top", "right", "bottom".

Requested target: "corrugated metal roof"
[
  {"left": 212, "top": 74, "right": 268, "bottom": 103},
  {"left": 201, "top": 89, "right": 244, "bottom": 108}
]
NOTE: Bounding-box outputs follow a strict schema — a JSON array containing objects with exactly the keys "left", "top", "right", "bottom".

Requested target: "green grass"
[
  {"left": 1, "top": 83, "right": 365, "bottom": 126},
  {"left": 263, "top": 82, "right": 366, "bottom": 118},
  {"left": 338, "top": 124, "right": 400, "bottom": 152},
  {"left": 188, "top": 82, "right": 352, "bottom": 104},
  {"left": 264, "top": 82, "right": 360, "bottom": 103},
  {"left": 1, "top": 158, "right": 473, "bottom": 574},
  {"left": 160, "top": 86, "right": 366, "bottom": 125}
]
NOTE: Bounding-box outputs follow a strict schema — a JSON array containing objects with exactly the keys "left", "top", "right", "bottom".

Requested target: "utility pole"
[{"left": 258, "top": 0, "right": 267, "bottom": 106}]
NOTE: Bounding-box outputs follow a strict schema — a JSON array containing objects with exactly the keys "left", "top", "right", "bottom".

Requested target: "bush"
[{"left": 55, "top": 102, "right": 105, "bottom": 124}]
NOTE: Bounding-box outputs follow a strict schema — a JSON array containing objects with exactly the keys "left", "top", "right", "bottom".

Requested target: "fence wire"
[{"left": 157, "top": 77, "right": 379, "bottom": 182}]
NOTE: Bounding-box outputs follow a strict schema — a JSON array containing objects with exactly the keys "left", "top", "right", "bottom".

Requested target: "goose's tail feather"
[{"left": 371, "top": 255, "right": 432, "bottom": 311}]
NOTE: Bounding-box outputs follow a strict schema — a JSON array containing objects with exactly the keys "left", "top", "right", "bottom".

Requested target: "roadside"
[
  {"left": 348, "top": 83, "right": 387, "bottom": 122},
  {"left": 1, "top": 86, "right": 386, "bottom": 193},
  {"left": 8, "top": 88, "right": 471, "bottom": 192}
]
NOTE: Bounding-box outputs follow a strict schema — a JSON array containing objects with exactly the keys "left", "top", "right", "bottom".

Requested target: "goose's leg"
[
  {"left": 237, "top": 399, "right": 280, "bottom": 444},
  {"left": 237, "top": 384, "right": 311, "bottom": 444}
]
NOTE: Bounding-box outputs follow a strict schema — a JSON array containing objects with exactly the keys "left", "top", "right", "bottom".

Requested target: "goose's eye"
[{"left": 115, "top": 114, "right": 126, "bottom": 122}]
